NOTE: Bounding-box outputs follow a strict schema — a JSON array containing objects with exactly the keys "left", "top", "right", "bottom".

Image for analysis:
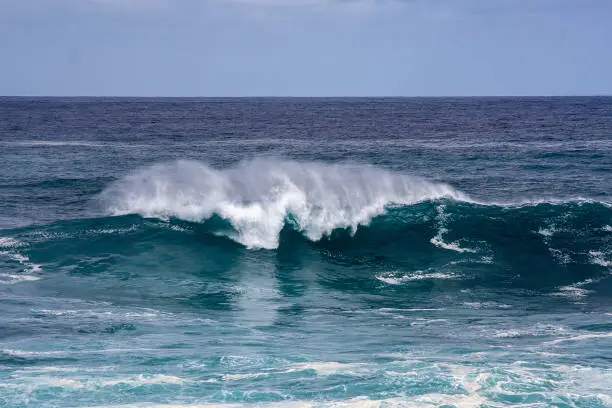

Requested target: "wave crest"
[{"left": 100, "top": 160, "right": 469, "bottom": 249}]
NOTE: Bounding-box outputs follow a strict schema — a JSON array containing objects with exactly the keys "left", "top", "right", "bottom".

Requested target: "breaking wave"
[
  {"left": 97, "top": 159, "right": 612, "bottom": 261},
  {"left": 100, "top": 159, "right": 470, "bottom": 249}
]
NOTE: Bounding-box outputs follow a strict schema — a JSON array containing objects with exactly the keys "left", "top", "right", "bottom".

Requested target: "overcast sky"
[{"left": 1, "top": 0, "right": 611, "bottom": 96}]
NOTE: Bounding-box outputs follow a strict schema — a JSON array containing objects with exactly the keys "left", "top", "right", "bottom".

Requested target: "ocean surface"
[{"left": 0, "top": 97, "right": 611, "bottom": 408}]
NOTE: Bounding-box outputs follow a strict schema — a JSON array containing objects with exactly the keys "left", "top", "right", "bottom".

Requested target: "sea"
[{"left": 0, "top": 97, "right": 611, "bottom": 408}]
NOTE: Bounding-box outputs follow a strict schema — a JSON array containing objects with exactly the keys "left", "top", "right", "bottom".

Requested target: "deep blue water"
[{"left": 0, "top": 97, "right": 611, "bottom": 408}]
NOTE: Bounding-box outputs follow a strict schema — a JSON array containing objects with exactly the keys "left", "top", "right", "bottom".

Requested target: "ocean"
[{"left": 0, "top": 97, "right": 610, "bottom": 407}]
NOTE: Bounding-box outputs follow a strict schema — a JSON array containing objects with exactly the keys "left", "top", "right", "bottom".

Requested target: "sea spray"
[{"left": 100, "top": 159, "right": 469, "bottom": 249}]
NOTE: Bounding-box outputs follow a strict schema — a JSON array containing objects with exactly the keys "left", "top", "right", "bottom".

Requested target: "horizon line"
[{"left": 1, "top": 94, "right": 612, "bottom": 99}]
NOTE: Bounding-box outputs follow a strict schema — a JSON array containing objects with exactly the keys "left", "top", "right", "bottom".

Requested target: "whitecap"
[
  {"left": 101, "top": 374, "right": 189, "bottom": 386},
  {"left": 376, "top": 271, "right": 460, "bottom": 284},
  {"left": 589, "top": 251, "right": 611, "bottom": 267},
  {"left": 546, "top": 332, "right": 612, "bottom": 345},
  {"left": 552, "top": 278, "right": 595, "bottom": 299},
  {"left": 0, "top": 273, "right": 40, "bottom": 284},
  {"left": 491, "top": 324, "right": 568, "bottom": 338},
  {"left": 463, "top": 302, "right": 512, "bottom": 309},
  {"left": 0, "top": 237, "right": 24, "bottom": 248},
  {"left": 549, "top": 248, "right": 572, "bottom": 264},
  {"left": 429, "top": 204, "right": 476, "bottom": 253},
  {"left": 2, "top": 349, "right": 65, "bottom": 357},
  {"left": 33, "top": 308, "right": 162, "bottom": 321},
  {"left": 100, "top": 159, "right": 470, "bottom": 249},
  {"left": 0, "top": 249, "right": 43, "bottom": 274},
  {"left": 537, "top": 227, "right": 555, "bottom": 237},
  {"left": 429, "top": 236, "right": 476, "bottom": 253},
  {"left": 221, "top": 372, "right": 269, "bottom": 381},
  {"left": 287, "top": 362, "right": 368, "bottom": 376}
]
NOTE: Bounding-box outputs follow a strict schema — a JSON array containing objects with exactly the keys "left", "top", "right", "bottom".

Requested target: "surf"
[
  {"left": 99, "top": 159, "right": 611, "bottom": 251},
  {"left": 99, "top": 159, "right": 470, "bottom": 249}
]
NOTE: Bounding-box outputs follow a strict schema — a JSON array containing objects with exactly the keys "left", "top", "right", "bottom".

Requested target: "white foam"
[
  {"left": 546, "top": 332, "right": 612, "bottom": 345},
  {"left": 429, "top": 236, "right": 476, "bottom": 253},
  {"left": 32, "top": 377, "right": 85, "bottom": 388},
  {"left": 410, "top": 318, "right": 449, "bottom": 326},
  {"left": 215, "top": 361, "right": 370, "bottom": 380},
  {"left": 2, "top": 349, "right": 65, "bottom": 357},
  {"left": 485, "top": 196, "right": 611, "bottom": 207},
  {"left": 11, "top": 374, "right": 189, "bottom": 390},
  {"left": 2, "top": 347, "right": 156, "bottom": 357},
  {"left": 493, "top": 330, "right": 521, "bottom": 338},
  {"left": 222, "top": 372, "right": 268, "bottom": 381},
  {"left": 100, "top": 159, "right": 470, "bottom": 249},
  {"left": 89, "top": 403, "right": 316, "bottom": 408},
  {"left": 287, "top": 362, "right": 368, "bottom": 376},
  {"left": 478, "top": 255, "right": 494, "bottom": 264},
  {"left": 589, "top": 251, "right": 611, "bottom": 267},
  {"left": 537, "top": 227, "right": 555, "bottom": 237},
  {"left": 221, "top": 362, "right": 368, "bottom": 381},
  {"left": 375, "top": 353, "right": 419, "bottom": 361},
  {"left": 492, "top": 324, "right": 568, "bottom": 339},
  {"left": 84, "top": 362, "right": 612, "bottom": 408},
  {"left": 16, "top": 365, "right": 116, "bottom": 373},
  {"left": 375, "top": 275, "right": 409, "bottom": 285},
  {"left": 552, "top": 278, "right": 595, "bottom": 299},
  {"left": 92, "top": 225, "right": 138, "bottom": 235},
  {"left": 463, "top": 301, "right": 512, "bottom": 309},
  {"left": 101, "top": 374, "right": 188, "bottom": 386},
  {"left": 0, "top": 251, "right": 28, "bottom": 264},
  {"left": 429, "top": 204, "right": 476, "bottom": 253},
  {"left": 0, "top": 249, "right": 43, "bottom": 274},
  {"left": 408, "top": 392, "right": 488, "bottom": 408},
  {"left": 603, "top": 225, "right": 612, "bottom": 232},
  {"left": 376, "top": 271, "right": 460, "bottom": 284},
  {"left": 0, "top": 237, "right": 24, "bottom": 248},
  {"left": 0, "top": 273, "right": 40, "bottom": 284},
  {"left": 33, "top": 308, "right": 162, "bottom": 321},
  {"left": 448, "top": 256, "right": 493, "bottom": 266},
  {"left": 549, "top": 248, "right": 572, "bottom": 264},
  {"left": 82, "top": 395, "right": 487, "bottom": 408}
]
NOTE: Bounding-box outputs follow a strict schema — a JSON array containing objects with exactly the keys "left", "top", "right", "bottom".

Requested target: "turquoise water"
[{"left": 0, "top": 97, "right": 611, "bottom": 407}]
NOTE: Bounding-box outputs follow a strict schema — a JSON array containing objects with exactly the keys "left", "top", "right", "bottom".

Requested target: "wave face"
[{"left": 100, "top": 159, "right": 470, "bottom": 249}]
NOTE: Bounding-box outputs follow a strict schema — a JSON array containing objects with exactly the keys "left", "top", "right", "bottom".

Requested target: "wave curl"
[{"left": 100, "top": 159, "right": 469, "bottom": 249}]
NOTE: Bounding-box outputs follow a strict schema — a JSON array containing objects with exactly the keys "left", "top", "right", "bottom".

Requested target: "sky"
[{"left": 1, "top": 0, "right": 611, "bottom": 96}]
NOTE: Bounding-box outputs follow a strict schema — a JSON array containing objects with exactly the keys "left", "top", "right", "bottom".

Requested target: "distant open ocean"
[{"left": 0, "top": 97, "right": 611, "bottom": 407}]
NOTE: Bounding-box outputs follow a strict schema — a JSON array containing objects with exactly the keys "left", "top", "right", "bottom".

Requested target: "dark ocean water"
[{"left": 0, "top": 97, "right": 611, "bottom": 408}]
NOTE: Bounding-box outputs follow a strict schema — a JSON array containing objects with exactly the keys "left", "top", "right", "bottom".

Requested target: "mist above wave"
[{"left": 100, "top": 159, "right": 469, "bottom": 249}]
